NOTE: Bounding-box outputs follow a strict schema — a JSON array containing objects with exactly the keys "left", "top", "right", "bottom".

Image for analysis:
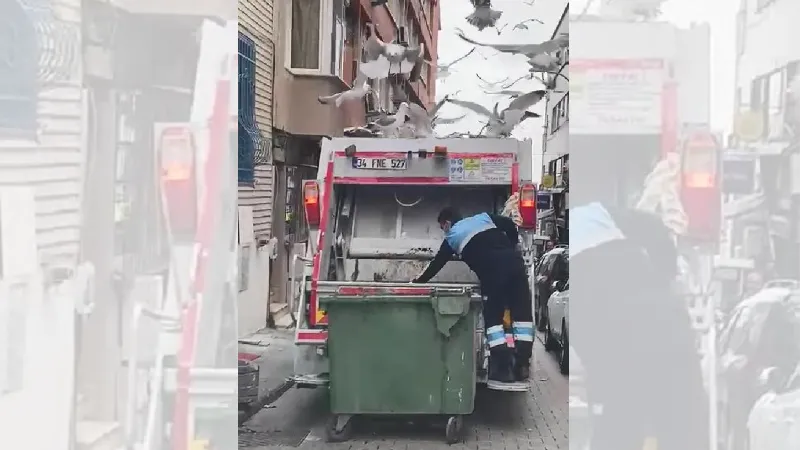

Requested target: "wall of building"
[
  {"left": 542, "top": 6, "right": 569, "bottom": 170},
  {"left": 0, "top": 0, "right": 84, "bottom": 267},
  {"left": 239, "top": 0, "right": 276, "bottom": 238},
  {"left": 735, "top": 0, "right": 798, "bottom": 88},
  {"left": 272, "top": 0, "right": 440, "bottom": 137}
]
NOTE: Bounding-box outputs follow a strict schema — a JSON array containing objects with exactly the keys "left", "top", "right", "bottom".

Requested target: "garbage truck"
[{"left": 290, "top": 136, "right": 541, "bottom": 441}]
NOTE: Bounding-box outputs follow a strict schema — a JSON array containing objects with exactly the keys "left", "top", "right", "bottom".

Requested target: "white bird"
[
  {"left": 368, "top": 103, "right": 410, "bottom": 137},
  {"left": 482, "top": 88, "right": 526, "bottom": 97},
  {"left": 403, "top": 102, "right": 435, "bottom": 138},
  {"left": 432, "top": 114, "right": 467, "bottom": 127},
  {"left": 359, "top": 23, "right": 428, "bottom": 80},
  {"left": 455, "top": 29, "right": 568, "bottom": 59},
  {"left": 466, "top": 0, "right": 502, "bottom": 31},
  {"left": 437, "top": 48, "right": 475, "bottom": 79},
  {"left": 512, "top": 18, "right": 544, "bottom": 30},
  {"left": 318, "top": 71, "right": 375, "bottom": 108},
  {"left": 447, "top": 90, "right": 547, "bottom": 137},
  {"left": 527, "top": 53, "right": 561, "bottom": 73}
]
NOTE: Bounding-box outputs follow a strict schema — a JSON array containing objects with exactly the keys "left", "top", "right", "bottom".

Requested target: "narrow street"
[{"left": 238, "top": 335, "right": 567, "bottom": 450}]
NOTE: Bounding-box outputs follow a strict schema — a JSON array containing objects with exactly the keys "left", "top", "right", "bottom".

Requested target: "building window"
[
  {"left": 238, "top": 32, "right": 257, "bottom": 183},
  {"left": 0, "top": 2, "right": 38, "bottom": 137},
  {"left": 287, "top": 0, "right": 345, "bottom": 78},
  {"left": 331, "top": 0, "right": 345, "bottom": 77},
  {"left": 290, "top": 0, "right": 321, "bottom": 69},
  {"left": 550, "top": 94, "right": 569, "bottom": 134}
]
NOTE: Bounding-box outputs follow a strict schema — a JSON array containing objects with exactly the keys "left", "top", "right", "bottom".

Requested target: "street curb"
[{"left": 239, "top": 377, "right": 296, "bottom": 426}]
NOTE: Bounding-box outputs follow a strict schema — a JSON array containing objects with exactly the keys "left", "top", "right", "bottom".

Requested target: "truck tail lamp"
[
  {"left": 681, "top": 131, "right": 720, "bottom": 242},
  {"left": 303, "top": 180, "right": 321, "bottom": 227},
  {"left": 518, "top": 184, "right": 537, "bottom": 229},
  {"left": 158, "top": 126, "right": 197, "bottom": 239},
  {"left": 433, "top": 145, "right": 448, "bottom": 157}
]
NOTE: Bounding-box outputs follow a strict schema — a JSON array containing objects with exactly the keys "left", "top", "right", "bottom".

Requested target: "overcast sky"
[
  {"left": 435, "top": 0, "right": 738, "bottom": 177},
  {"left": 434, "top": 0, "right": 567, "bottom": 175}
]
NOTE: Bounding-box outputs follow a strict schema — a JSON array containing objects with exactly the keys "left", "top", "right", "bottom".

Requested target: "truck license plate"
[{"left": 352, "top": 157, "right": 407, "bottom": 170}]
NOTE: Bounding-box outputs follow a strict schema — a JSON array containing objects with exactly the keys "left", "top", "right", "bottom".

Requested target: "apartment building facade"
[
  {"left": 267, "top": 0, "right": 441, "bottom": 316},
  {"left": 237, "top": 0, "right": 278, "bottom": 335},
  {"left": 726, "top": 0, "right": 800, "bottom": 279},
  {"left": 540, "top": 5, "right": 569, "bottom": 245}
]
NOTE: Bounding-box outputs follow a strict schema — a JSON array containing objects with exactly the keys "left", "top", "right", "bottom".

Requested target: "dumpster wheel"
[
  {"left": 324, "top": 414, "right": 354, "bottom": 442},
  {"left": 445, "top": 415, "right": 465, "bottom": 444}
]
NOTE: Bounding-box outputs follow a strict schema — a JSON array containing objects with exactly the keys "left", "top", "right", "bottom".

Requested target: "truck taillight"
[
  {"left": 681, "top": 131, "right": 720, "bottom": 242},
  {"left": 158, "top": 126, "right": 197, "bottom": 239},
  {"left": 518, "top": 184, "right": 537, "bottom": 229},
  {"left": 433, "top": 145, "right": 447, "bottom": 157},
  {"left": 303, "top": 180, "right": 320, "bottom": 226}
]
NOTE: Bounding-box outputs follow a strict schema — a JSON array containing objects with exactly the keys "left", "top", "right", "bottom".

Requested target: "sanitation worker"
[{"left": 412, "top": 206, "right": 533, "bottom": 383}]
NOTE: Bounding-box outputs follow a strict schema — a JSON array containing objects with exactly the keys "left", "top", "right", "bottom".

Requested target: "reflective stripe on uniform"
[
  {"left": 512, "top": 321, "right": 534, "bottom": 341},
  {"left": 487, "top": 325, "right": 506, "bottom": 347}
]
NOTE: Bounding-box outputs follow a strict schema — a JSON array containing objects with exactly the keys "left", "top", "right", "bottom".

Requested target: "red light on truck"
[
  {"left": 158, "top": 126, "right": 197, "bottom": 239},
  {"left": 433, "top": 145, "right": 448, "bottom": 156},
  {"left": 303, "top": 180, "right": 321, "bottom": 226},
  {"left": 685, "top": 172, "right": 714, "bottom": 188},
  {"left": 518, "top": 184, "right": 537, "bottom": 229}
]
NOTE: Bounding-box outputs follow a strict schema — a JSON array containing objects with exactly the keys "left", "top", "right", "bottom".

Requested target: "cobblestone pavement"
[{"left": 239, "top": 334, "right": 567, "bottom": 450}]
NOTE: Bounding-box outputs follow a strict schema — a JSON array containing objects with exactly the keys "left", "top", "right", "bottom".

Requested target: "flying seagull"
[
  {"left": 447, "top": 90, "right": 547, "bottom": 137},
  {"left": 512, "top": 18, "right": 544, "bottom": 30},
  {"left": 466, "top": 0, "right": 502, "bottom": 31},
  {"left": 318, "top": 71, "right": 375, "bottom": 108},
  {"left": 455, "top": 29, "right": 568, "bottom": 59},
  {"left": 437, "top": 47, "right": 476, "bottom": 79},
  {"left": 432, "top": 114, "right": 467, "bottom": 128},
  {"left": 360, "top": 23, "right": 429, "bottom": 79}
]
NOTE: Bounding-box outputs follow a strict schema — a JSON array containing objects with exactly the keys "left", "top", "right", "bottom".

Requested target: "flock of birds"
[{"left": 320, "top": 0, "right": 569, "bottom": 139}]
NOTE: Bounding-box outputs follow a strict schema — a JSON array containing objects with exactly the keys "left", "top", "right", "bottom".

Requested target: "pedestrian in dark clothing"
[
  {"left": 413, "top": 206, "right": 534, "bottom": 383},
  {"left": 570, "top": 201, "right": 709, "bottom": 450}
]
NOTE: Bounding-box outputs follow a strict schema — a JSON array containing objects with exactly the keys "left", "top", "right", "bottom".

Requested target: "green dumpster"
[{"left": 318, "top": 282, "right": 481, "bottom": 443}]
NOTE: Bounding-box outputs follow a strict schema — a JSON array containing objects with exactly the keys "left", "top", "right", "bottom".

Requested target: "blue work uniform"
[{"left": 414, "top": 213, "right": 535, "bottom": 356}]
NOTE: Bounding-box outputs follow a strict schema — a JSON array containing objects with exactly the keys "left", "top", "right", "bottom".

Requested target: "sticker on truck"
[{"left": 449, "top": 155, "right": 513, "bottom": 183}]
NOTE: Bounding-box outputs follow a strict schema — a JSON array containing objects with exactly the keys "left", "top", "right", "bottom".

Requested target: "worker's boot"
[
  {"left": 488, "top": 346, "right": 515, "bottom": 383},
  {"left": 513, "top": 357, "right": 531, "bottom": 381}
]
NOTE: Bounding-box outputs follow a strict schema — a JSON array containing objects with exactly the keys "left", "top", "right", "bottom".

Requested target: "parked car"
[
  {"left": 718, "top": 286, "right": 800, "bottom": 450},
  {"left": 534, "top": 246, "right": 568, "bottom": 332},
  {"left": 544, "top": 279, "right": 569, "bottom": 374}
]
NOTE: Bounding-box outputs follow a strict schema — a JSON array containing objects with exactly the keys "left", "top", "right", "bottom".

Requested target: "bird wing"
[
  {"left": 318, "top": 93, "right": 339, "bottom": 104},
  {"left": 507, "top": 90, "right": 547, "bottom": 111},
  {"left": 530, "top": 35, "right": 569, "bottom": 55},
  {"left": 433, "top": 114, "right": 467, "bottom": 126},
  {"left": 373, "top": 114, "right": 397, "bottom": 127},
  {"left": 447, "top": 98, "right": 494, "bottom": 118},
  {"left": 520, "top": 111, "right": 541, "bottom": 122},
  {"left": 429, "top": 95, "right": 450, "bottom": 117},
  {"left": 440, "top": 47, "right": 475, "bottom": 69},
  {"left": 353, "top": 70, "right": 369, "bottom": 89},
  {"left": 476, "top": 73, "right": 509, "bottom": 86},
  {"left": 359, "top": 56, "right": 392, "bottom": 79},
  {"left": 363, "top": 34, "right": 385, "bottom": 61},
  {"left": 483, "top": 89, "right": 525, "bottom": 96},
  {"left": 454, "top": 29, "right": 525, "bottom": 54}
]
